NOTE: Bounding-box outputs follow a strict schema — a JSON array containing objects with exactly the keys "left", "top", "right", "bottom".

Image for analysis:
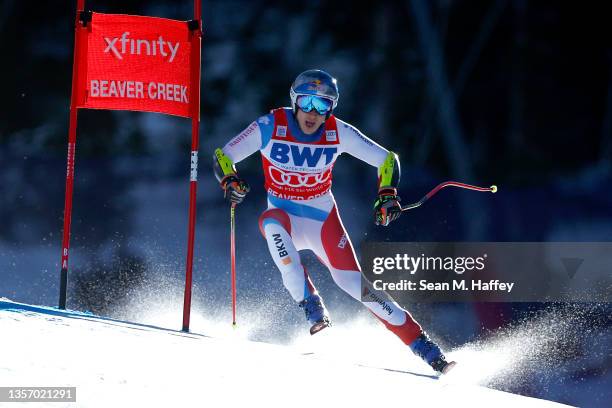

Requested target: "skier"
[{"left": 213, "top": 69, "right": 456, "bottom": 374}]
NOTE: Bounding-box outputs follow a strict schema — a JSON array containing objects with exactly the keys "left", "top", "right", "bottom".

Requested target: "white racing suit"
[{"left": 220, "top": 107, "right": 422, "bottom": 345}]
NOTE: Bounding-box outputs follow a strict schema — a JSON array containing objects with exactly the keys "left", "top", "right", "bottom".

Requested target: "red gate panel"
[{"left": 76, "top": 13, "right": 193, "bottom": 118}]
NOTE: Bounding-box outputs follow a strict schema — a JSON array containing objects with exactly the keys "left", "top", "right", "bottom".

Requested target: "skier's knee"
[
  {"left": 329, "top": 269, "right": 362, "bottom": 299},
  {"left": 259, "top": 208, "right": 291, "bottom": 237}
]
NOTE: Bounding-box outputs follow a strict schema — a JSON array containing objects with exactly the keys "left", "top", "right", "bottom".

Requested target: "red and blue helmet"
[{"left": 290, "top": 69, "right": 339, "bottom": 116}]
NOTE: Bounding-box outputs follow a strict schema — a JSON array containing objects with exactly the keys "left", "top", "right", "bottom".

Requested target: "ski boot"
[
  {"left": 299, "top": 294, "right": 331, "bottom": 335},
  {"left": 409, "top": 332, "right": 457, "bottom": 374}
]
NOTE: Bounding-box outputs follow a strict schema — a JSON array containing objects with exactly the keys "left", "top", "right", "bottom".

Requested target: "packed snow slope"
[{"left": 0, "top": 299, "right": 570, "bottom": 408}]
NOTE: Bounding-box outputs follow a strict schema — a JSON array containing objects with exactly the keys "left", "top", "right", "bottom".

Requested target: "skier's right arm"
[
  {"left": 213, "top": 148, "right": 250, "bottom": 204},
  {"left": 213, "top": 116, "right": 269, "bottom": 204}
]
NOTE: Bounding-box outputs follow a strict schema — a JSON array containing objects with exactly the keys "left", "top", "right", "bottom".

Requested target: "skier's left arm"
[{"left": 337, "top": 120, "right": 402, "bottom": 226}]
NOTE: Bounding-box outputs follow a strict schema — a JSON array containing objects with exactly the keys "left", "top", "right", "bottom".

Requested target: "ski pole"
[
  {"left": 401, "top": 181, "right": 497, "bottom": 211},
  {"left": 230, "top": 202, "right": 237, "bottom": 327}
]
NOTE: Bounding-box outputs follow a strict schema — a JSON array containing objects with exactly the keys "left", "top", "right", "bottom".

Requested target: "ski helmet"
[{"left": 290, "top": 69, "right": 339, "bottom": 117}]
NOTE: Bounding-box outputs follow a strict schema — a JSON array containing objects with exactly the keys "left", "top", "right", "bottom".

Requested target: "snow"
[{"left": 0, "top": 299, "right": 571, "bottom": 408}]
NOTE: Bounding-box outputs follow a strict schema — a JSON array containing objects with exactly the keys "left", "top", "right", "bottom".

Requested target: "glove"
[
  {"left": 374, "top": 188, "right": 402, "bottom": 226},
  {"left": 220, "top": 175, "right": 250, "bottom": 205}
]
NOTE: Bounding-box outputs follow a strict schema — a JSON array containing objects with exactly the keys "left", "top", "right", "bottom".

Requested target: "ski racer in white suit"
[{"left": 213, "top": 70, "right": 456, "bottom": 374}]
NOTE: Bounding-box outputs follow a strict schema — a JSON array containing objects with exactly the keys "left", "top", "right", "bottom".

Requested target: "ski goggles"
[{"left": 296, "top": 95, "right": 333, "bottom": 115}]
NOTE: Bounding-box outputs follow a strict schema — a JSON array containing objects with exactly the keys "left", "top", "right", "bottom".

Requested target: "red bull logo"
[{"left": 307, "top": 79, "right": 322, "bottom": 91}]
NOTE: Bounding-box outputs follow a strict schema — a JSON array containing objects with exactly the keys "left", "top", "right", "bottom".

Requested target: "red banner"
[{"left": 76, "top": 13, "right": 193, "bottom": 118}]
